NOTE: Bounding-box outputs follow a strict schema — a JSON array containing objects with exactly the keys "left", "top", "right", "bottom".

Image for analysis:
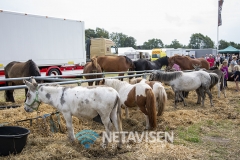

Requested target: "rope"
[{"left": 0, "top": 111, "right": 63, "bottom": 134}]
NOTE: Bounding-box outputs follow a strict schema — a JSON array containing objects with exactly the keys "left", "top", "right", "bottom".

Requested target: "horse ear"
[
  {"left": 24, "top": 79, "right": 36, "bottom": 91},
  {"left": 24, "top": 79, "right": 32, "bottom": 88},
  {"left": 31, "top": 77, "right": 38, "bottom": 87}
]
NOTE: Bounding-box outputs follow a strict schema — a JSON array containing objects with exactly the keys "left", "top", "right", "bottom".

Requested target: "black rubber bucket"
[{"left": 0, "top": 126, "right": 30, "bottom": 156}]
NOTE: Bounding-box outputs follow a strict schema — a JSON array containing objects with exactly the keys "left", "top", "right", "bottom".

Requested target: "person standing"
[
  {"left": 205, "top": 54, "right": 209, "bottom": 59},
  {"left": 230, "top": 65, "right": 240, "bottom": 92},
  {"left": 207, "top": 54, "right": 215, "bottom": 68},
  {"left": 220, "top": 61, "right": 229, "bottom": 88},
  {"left": 220, "top": 54, "right": 224, "bottom": 64},
  {"left": 215, "top": 54, "right": 221, "bottom": 67},
  {"left": 230, "top": 56, "right": 238, "bottom": 72}
]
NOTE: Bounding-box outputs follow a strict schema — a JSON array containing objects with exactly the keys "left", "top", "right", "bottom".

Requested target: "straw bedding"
[{"left": 0, "top": 81, "right": 239, "bottom": 159}]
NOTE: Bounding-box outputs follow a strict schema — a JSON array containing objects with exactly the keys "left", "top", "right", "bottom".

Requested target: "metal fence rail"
[{"left": 0, "top": 70, "right": 158, "bottom": 91}]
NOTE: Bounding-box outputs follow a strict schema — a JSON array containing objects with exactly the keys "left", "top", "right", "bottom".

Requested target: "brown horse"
[
  {"left": 129, "top": 78, "right": 167, "bottom": 116},
  {"left": 4, "top": 59, "right": 41, "bottom": 102},
  {"left": 97, "top": 56, "right": 135, "bottom": 80},
  {"left": 168, "top": 55, "right": 210, "bottom": 70},
  {"left": 83, "top": 57, "right": 102, "bottom": 86},
  {"left": 100, "top": 78, "right": 157, "bottom": 130}
]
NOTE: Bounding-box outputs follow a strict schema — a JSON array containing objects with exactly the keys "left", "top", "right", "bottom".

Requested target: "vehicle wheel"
[{"left": 47, "top": 68, "right": 61, "bottom": 76}]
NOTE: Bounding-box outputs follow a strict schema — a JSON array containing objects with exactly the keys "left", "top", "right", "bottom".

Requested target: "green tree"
[
  {"left": 236, "top": 43, "right": 240, "bottom": 49},
  {"left": 123, "top": 36, "right": 136, "bottom": 48},
  {"left": 188, "top": 33, "right": 214, "bottom": 49},
  {"left": 95, "top": 27, "right": 109, "bottom": 38},
  {"left": 142, "top": 38, "right": 164, "bottom": 49},
  {"left": 165, "top": 39, "right": 183, "bottom": 49},
  {"left": 218, "top": 40, "right": 229, "bottom": 49},
  {"left": 85, "top": 28, "right": 97, "bottom": 40},
  {"left": 109, "top": 32, "right": 136, "bottom": 47}
]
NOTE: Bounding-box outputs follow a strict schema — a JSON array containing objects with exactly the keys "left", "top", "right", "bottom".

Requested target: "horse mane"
[
  {"left": 124, "top": 56, "right": 135, "bottom": 69},
  {"left": 105, "top": 79, "right": 129, "bottom": 90},
  {"left": 91, "top": 57, "right": 100, "bottom": 70},
  {"left": 209, "top": 66, "right": 218, "bottom": 70},
  {"left": 209, "top": 73, "right": 219, "bottom": 90},
  {"left": 25, "top": 59, "right": 41, "bottom": 76},
  {"left": 152, "top": 71, "right": 183, "bottom": 82},
  {"left": 156, "top": 56, "right": 169, "bottom": 66}
]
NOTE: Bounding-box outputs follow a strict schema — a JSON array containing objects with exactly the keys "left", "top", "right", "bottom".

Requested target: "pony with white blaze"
[
  {"left": 100, "top": 78, "right": 157, "bottom": 130},
  {"left": 149, "top": 71, "right": 219, "bottom": 108},
  {"left": 129, "top": 78, "right": 167, "bottom": 116},
  {"left": 24, "top": 78, "right": 122, "bottom": 148}
]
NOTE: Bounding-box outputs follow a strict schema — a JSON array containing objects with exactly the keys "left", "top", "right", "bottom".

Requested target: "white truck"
[
  {"left": 0, "top": 10, "right": 87, "bottom": 85},
  {"left": 0, "top": 10, "right": 118, "bottom": 86}
]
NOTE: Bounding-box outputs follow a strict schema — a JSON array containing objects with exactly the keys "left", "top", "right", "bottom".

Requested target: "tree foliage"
[
  {"left": 142, "top": 38, "right": 164, "bottom": 49},
  {"left": 85, "top": 28, "right": 109, "bottom": 40},
  {"left": 188, "top": 33, "right": 214, "bottom": 49},
  {"left": 85, "top": 27, "right": 240, "bottom": 50},
  {"left": 95, "top": 28, "right": 109, "bottom": 38},
  {"left": 109, "top": 32, "right": 136, "bottom": 48},
  {"left": 218, "top": 40, "right": 240, "bottom": 49},
  {"left": 85, "top": 28, "right": 97, "bottom": 39},
  {"left": 218, "top": 40, "right": 229, "bottom": 50},
  {"left": 165, "top": 39, "right": 183, "bottom": 49}
]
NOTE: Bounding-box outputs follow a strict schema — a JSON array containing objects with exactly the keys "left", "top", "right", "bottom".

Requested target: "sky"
[{"left": 0, "top": 0, "right": 240, "bottom": 46}]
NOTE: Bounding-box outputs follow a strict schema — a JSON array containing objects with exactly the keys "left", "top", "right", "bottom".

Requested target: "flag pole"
[
  {"left": 217, "top": 0, "right": 219, "bottom": 52},
  {"left": 217, "top": 0, "right": 224, "bottom": 53}
]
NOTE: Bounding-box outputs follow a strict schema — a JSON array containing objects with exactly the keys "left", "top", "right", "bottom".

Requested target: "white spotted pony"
[{"left": 24, "top": 78, "right": 122, "bottom": 148}]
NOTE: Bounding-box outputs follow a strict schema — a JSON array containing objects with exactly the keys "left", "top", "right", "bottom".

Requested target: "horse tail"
[
  {"left": 146, "top": 88, "right": 157, "bottom": 129},
  {"left": 157, "top": 86, "right": 167, "bottom": 116},
  {"left": 117, "top": 95, "right": 122, "bottom": 132},
  {"left": 209, "top": 73, "right": 219, "bottom": 90},
  {"left": 220, "top": 72, "right": 224, "bottom": 91}
]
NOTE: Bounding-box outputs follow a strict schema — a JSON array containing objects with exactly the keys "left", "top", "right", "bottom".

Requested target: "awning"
[{"left": 218, "top": 46, "right": 240, "bottom": 54}]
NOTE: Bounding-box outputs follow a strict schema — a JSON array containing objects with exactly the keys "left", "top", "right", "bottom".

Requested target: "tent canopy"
[{"left": 218, "top": 46, "right": 240, "bottom": 54}]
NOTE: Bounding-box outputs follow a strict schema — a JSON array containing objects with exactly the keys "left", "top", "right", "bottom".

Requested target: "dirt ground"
[{"left": 0, "top": 79, "right": 239, "bottom": 160}]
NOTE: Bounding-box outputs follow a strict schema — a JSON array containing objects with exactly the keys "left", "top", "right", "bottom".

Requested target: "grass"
[{"left": 176, "top": 124, "right": 201, "bottom": 143}]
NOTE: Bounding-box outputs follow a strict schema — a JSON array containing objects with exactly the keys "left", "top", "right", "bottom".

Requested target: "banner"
[{"left": 218, "top": 0, "right": 224, "bottom": 26}]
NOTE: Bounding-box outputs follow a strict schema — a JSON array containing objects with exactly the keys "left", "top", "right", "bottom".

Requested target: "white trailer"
[{"left": 0, "top": 10, "right": 86, "bottom": 84}]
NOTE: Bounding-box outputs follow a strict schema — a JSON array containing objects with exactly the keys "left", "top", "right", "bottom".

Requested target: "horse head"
[
  {"left": 91, "top": 57, "right": 99, "bottom": 69},
  {"left": 24, "top": 77, "right": 41, "bottom": 112},
  {"left": 168, "top": 57, "right": 175, "bottom": 68}
]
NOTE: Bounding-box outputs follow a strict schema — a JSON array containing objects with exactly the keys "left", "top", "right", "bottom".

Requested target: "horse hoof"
[{"left": 117, "top": 144, "right": 122, "bottom": 149}]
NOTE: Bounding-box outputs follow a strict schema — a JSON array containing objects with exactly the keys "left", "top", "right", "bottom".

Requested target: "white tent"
[{"left": 117, "top": 47, "right": 137, "bottom": 55}]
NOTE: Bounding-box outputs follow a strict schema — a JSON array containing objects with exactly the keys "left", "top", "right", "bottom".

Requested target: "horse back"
[
  {"left": 134, "top": 59, "right": 149, "bottom": 71},
  {"left": 197, "top": 58, "right": 210, "bottom": 70},
  {"left": 97, "top": 56, "right": 132, "bottom": 72},
  {"left": 4, "top": 61, "right": 20, "bottom": 78},
  {"left": 5, "top": 60, "right": 40, "bottom": 85}
]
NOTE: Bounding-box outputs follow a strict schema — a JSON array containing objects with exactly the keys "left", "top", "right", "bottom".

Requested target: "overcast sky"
[{"left": 1, "top": 0, "right": 239, "bottom": 46}]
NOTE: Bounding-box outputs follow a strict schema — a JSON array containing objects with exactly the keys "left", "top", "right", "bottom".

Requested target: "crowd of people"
[{"left": 205, "top": 53, "right": 240, "bottom": 92}]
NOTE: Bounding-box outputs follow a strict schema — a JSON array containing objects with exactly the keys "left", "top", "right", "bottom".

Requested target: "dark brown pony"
[
  {"left": 83, "top": 57, "right": 102, "bottom": 86},
  {"left": 168, "top": 55, "right": 210, "bottom": 70},
  {"left": 97, "top": 56, "right": 135, "bottom": 80},
  {"left": 4, "top": 59, "right": 41, "bottom": 102}
]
